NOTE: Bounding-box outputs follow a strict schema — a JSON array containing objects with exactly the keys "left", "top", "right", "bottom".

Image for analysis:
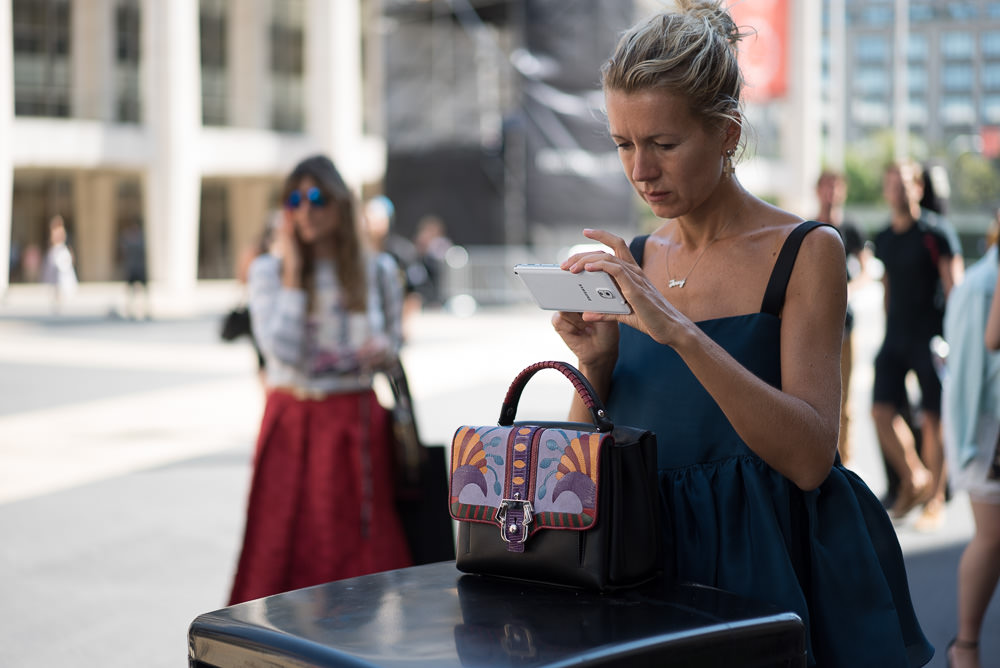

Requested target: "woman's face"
[
  {"left": 882, "top": 164, "right": 921, "bottom": 214},
  {"left": 605, "top": 87, "right": 734, "bottom": 220},
  {"left": 287, "top": 175, "right": 339, "bottom": 245}
]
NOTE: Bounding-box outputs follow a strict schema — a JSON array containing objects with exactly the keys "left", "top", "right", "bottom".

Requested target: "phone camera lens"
[{"left": 597, "top": 288, "right": 613, "bottom": 299}]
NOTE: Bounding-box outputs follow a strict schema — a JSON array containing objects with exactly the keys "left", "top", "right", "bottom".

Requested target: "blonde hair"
[{"left": 601, "top": 1, "right": 749, "bottom": 138}]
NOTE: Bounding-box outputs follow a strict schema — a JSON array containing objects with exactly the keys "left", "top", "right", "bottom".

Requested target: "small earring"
[{"left": 723, "top": 149, "right": 736, "bottom": 177}]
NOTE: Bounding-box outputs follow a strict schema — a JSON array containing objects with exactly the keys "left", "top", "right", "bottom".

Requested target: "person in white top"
[{"left": 41, "top": 215, "right": 77, "bottom": 312}]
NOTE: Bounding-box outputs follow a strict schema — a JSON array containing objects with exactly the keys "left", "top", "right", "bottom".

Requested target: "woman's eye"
[
  {"left": 615, "top": 142, "right": 632, "bottom": 150},
  {"left": 656, "top": 143, "right": 676, "bottom": 150}
]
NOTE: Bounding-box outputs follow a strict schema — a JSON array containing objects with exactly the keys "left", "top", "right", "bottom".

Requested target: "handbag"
[
  {"left": 220, "top": 305, "right": 251, "bottom": 341},
  {"left": 384, "top": 360, "right": 456, "bottom": 565},
  {"left": 449, "top": 360, "right": 662, "bottom": 591}
]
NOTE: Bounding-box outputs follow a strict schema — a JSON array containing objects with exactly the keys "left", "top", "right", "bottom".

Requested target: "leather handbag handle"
[{"left": 498, "top": 360, "right": 614, "bottom": 432}]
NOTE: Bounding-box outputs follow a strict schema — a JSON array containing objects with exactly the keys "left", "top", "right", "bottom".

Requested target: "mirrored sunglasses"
[{"left": 286, "top": 187, "right": 328, "bottom": 209}]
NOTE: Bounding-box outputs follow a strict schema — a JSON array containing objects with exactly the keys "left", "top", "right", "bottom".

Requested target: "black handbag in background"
[
  {"left": 449, "top": 360, "right": 662, "bottom": 591},
  {"left": 220, "top": 305, "right": 251, "bottom": 342},
  {"left": 385, "top": 360, "right": 456, "bottom": 565}
]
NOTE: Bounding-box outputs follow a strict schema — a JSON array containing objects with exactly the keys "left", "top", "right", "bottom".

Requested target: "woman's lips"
[{"left": 644, "top": 190, "right": 670, "bottom": 203}]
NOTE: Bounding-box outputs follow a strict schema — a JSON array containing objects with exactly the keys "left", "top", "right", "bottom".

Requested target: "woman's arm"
[
  {"left": 986, "top": 267, "right": 1000, "bottom": 351},
  {"left": 569, "top": 226, "right": 845, "bottom": 491},
  {"left": 248, "top": 254, "right": 308, "bottom": 367}
]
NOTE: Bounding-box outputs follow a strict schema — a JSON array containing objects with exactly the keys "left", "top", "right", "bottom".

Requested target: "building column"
[
  {"left": 0, "top": 0, "right": 13, "bottom": 294},
  {"left": 74, "top": 172, "right": 118, "bottom": 281},
  {"left": 228, "top": 0, "right": 270, "bottom": 129},
  {"left": 305, "top": 0, "right": 363, "bottom": 190},
  {"left": 783, "top": 0, "right": 822, "bottom": 215},
  {"left": 142, "top": 0, "right": 202, "bottom": 296},
  {"left": 72, "top": 0, "right": 115, "bottom": 120}
]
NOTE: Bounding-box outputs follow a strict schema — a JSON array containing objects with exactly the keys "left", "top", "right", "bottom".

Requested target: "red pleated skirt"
[{"left": 228, "top": 388, "right": 412, "bottom": 604}]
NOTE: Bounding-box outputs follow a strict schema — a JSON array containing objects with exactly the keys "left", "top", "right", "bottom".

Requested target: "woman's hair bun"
[{"left": 674, "top": 0, "right": 745, "bottom": 47}]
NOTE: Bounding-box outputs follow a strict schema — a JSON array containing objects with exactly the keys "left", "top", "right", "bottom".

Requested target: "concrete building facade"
[{"left": 1, "top": 0, "right": 381, "bottom": 297}]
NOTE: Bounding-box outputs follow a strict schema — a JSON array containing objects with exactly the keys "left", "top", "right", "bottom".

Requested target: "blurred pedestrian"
[
  {"left": 988, "top": 225, "right": 1000, "bottom": 353},
  {"left": 551, "top": 3, "right": 931, "bottom": 665},
  {"left": 228, "top": 155, "right": 411, "bottom": 604},
  {"left": 920, "top": 162, "right": 965, "bottom": 285},
  {"left": 814, "top": 169, "right": 869, "bottom": 466},
  {"left": 941, "top": 220, "right": 1000, "bottom": 668},
  {"left": 20, "top": 243, "right": 42, "bottom": 283},
  {"left": 119, "top": 219, "right": 150, "bottom": 320},
  {"left": 41, "top": 215, "right": 77, "bottom": 313},
  {"left": 363, "top": 195, "right": 426, "bottom": 336},
  {"left": 871, "top": 160, "right": 958, "bottom": 531},
  {"left": 413, "top": 213, "right": 453, "bottom": 308}
]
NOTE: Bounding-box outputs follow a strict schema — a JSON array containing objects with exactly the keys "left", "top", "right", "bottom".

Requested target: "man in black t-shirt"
[{"left": 872, "top": 161, "right": 958, "bottom": 531}]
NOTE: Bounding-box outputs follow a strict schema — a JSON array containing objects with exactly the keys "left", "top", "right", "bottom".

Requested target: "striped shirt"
[{"left": 248, "top": 252, "right": 404, "bottom": 393}]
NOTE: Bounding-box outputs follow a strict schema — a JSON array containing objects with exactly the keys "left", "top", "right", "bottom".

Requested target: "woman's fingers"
[
  {"left": 560, "top": 230, "right": 635, "bottom": 274},
  {"left": 583, "top": 229, "right": 632, "bottom": 262}
]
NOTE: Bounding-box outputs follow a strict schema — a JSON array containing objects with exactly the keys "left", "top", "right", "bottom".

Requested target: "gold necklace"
[{"left": 665, "top": 220, "right": 733, "bottom": 288}]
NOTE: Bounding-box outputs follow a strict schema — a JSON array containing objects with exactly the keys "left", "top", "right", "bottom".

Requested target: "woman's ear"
[{"left": 723, "top": 113, "right": 742, "bottom": 153}]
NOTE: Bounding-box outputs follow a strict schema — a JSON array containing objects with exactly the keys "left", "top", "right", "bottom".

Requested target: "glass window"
[
  {"left": 909, "top": 5, "right": 935, "bottom": 23},
  {"left": 989, "top": 3, "right": 1000, "bottom": 19},
  {"left": 983, "top": 32, "right": 1000, "bottom": 58},
  {"left": 270, "top": 0, "right": 305, "bottom": 132},
  {"left": 982, "top": 93, "right": 1000, "bottom": 122},
  {"left": 908, "top": 65, "right": 927, "bottom": 93},
  {"left": 942, "top": 95, "right": 976, "bottom": 124},
  {"left": 854, "top": 68, "right": 889, "bottom": 94},
  {"left": 908, "top": 96, "right": 928, "bottom": 125},
  {"left": 854, "top": 34, "right": 889, "bottom": 63},
  {"left": 12, "top": 0, "right": 71, "bottom": 117},
  {"left": 943, "top": 64, "right": 975, "bottom": 91},
  {"left": 200, "top": 0, "right": 227, "bottom": 126},
  {"left": 908, "top": 33, "right": 928, "bottom": 62},
  {"left": 983, "top": 63, "right": 1000, "bottom": 89},
  {"left": 948, "top": 4, "right": 978, "bottom": 20},
  {"left": 198, "top": 182, "right": 231, "bottom": 280},
  {"left": 941, "top": 31, "right": 975, "bottom": 59},
  {"left": 851, "top": 98, "right": 890, "bottom": 126},
  {"left": 115, "top": 0, "right": 141, "bottom": 123},
  {"left": 858, "top": 6, "right": 893, "bottom": 25}
]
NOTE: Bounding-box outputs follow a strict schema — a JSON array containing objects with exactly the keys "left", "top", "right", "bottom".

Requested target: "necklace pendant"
[{"left": 668, "top": 278, "right": 686, "bottom": 288}]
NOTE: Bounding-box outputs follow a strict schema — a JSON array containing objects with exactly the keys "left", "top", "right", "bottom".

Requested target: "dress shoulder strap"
[
  {"left": 629, "top": 235, "right": 650, "bottom": 267},
  {"left": 760, "top": 220, "right": 832, "bottom": 317}
]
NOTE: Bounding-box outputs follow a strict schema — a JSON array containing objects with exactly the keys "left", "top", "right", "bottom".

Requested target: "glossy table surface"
[{"left": 189, "top": 561, "right": 805, "bottom": 667}]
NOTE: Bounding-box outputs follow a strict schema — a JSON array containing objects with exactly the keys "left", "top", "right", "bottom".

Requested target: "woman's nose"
[{"left": 631, "top": 149, "right": 658, "bottom": 183}]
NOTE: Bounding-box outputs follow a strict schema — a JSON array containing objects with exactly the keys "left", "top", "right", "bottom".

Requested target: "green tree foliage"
[{"left": 951, "top": 152, "right": 1000, "bottom": 210}]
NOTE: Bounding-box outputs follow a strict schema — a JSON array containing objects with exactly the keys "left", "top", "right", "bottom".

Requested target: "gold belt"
[{"left": 272, "top": 386, "right": 335, "bottom": 401}]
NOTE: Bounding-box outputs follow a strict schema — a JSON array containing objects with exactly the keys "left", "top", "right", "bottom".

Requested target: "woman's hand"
[
  {"left": 551, "top": 310, "right": 619, "bottom": 369},
  {"left": 559, "top": 229, "right": 689, "bottom": 348},
  {"left": 357, "top": 332, "right": 394, "bottom": 371},
  {"left": 276, "top": 210, "right": 302, "bottom": 288}
]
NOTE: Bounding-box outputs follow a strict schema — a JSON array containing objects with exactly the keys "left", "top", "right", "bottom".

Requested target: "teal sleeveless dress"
[{"left": 606, "top": 222, "right": 933, "bottom": 667}]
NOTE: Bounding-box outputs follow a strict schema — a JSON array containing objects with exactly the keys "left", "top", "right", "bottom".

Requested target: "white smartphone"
[{"left": 513, "top": 264, "right": 632, "bottom": 314}]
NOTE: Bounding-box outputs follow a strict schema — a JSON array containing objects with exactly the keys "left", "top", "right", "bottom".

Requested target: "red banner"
[{"left": 728, "top": 0, "right": 788, "bottom": 102}]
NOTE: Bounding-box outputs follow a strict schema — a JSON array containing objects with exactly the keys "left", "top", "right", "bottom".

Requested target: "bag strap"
[
  {"left": 499, "top": 361, "right": 613, "bottom": 432},
  {"left": 374, "top": 252, "right": 404, "bottom": 353}
]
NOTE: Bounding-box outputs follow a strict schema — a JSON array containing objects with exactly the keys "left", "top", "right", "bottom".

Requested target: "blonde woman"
[{"left": 552, "top": 3, "right": 931, "bottom": 665}]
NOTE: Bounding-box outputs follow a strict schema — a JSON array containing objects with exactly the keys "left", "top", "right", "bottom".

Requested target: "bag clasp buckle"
[{"left": 495, "top": 496, "right": 534, "bottom": 551}]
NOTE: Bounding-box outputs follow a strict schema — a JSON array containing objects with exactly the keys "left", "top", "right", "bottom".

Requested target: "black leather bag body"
[{"left": 448, "top": 360, "right": 661, "bottom": 590}]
